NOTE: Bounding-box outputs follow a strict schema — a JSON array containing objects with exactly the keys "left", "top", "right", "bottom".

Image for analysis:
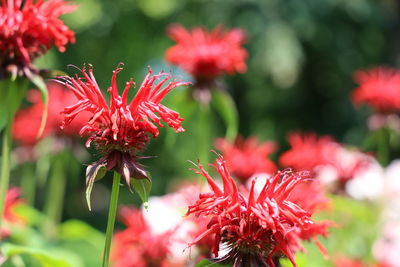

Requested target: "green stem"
[
  {"left": 42, "top": 152, "right": 68, "bottom": 238},
  {"left": 102, "top": 172, "right": 121, "bottom": 267},
  {"left": 198, "top": 103, "right": 211, "bottom": 164},
  {"left": 21, "top": 163, "right": 35, "bottom": 205},
  {"left": 0, "top": 114, "right": 13, "bottom": 230},
  {"left": 377, "top": 127, "right": 390, "bottom": 166}
]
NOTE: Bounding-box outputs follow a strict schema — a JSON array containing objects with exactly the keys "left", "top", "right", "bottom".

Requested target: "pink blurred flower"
[
  {"left": 352, "top": 67, "right": 400, "bottom": 113},
  {"left": 0, "top": 0, "right": 76, "bottom": 77},
  {"left": 165, "top": 24, "right": 247, "bottom": 80},
  {"left": 111, "top": 207, "right": 185, "bottom": 267},
  {"left": 215, "top": 136, "right": 277, "bottom": 182},
  {"left": 279, "top": 132, "right": 372, "bottom": 184},
  {"left": 187, "top": 155, "right": 332, "bottom": 267}
]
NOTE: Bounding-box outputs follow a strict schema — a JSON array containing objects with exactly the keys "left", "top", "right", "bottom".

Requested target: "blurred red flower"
[
  {"left": 279, "top": 132, "right": 371, "bottom": 184},
  {"left": 334, "top": 257, "right": 391, "bottom": 267},
  {"left": 165, "top": 24, "right": 247, "bottom": 80},
  {"left": 111, "top": 207, "right": 184, "bottom": 267},
  {"left": 187, "top": 155, "right": 331, "bottom": 267},
  {"left": 1, "top": 188, "right": 24, "bottom": 238},
  {"left": 0, "top": 0, "right": 76, "bottom": 77},
  {"left": 352, "top": 67, "right": 400, "bottom": 113},
  {"left": 58, "top": 64, "right": 190, "bottom": 189},
  {"left": 13, "top": 81, "right": 89, "bottom": 146},
  {"left": 215, "top": 136, "right": 277, "bottom": 182}
]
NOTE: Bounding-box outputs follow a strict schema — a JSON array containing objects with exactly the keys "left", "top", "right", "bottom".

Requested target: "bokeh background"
[{"left": 6, "top": 0, "right": 400, "bottom": 266}]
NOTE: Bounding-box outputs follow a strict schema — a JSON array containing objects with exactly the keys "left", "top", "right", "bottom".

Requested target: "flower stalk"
[
  {"left": 102, "top": 171, "right": 121, "bottom": 267},
  {"left": 0, "top": 112, "right": 13, "bottom": 230}
]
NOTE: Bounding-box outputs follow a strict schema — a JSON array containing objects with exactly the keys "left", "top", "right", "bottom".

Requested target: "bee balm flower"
[
  {"left": 1, "top": 188, "right": 24, "bottom": 238},
  {"left": 187, "top": 155, "right": 331, "bottom": 267},
  {"left": 58, "top": 64, "right": 190, "bottom": 207},
  {"left": 0, "top": 0, "right": 76, "bottom": 78},
  {"left": 352, "top": 67, "right": 400, "bottom": 113},
  {"left": 215, "top": 136, "right": 277, "bottom": 182},
  {"left": 165, "top": 24, "right": 247, "bottom": 81}
]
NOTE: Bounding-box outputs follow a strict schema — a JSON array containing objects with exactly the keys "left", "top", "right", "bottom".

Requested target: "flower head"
[
  {"left": 58, "top": 64, "right": 190, "bottom": 207},
  {"left": 1, "top": 188, "right": 24, "bottom": 238},
  {"left": 215, "top": 136, "right": 277, "bottom": 182},
  {"left": 165, "top": 24, "right": 247, "bottom": 81},
  {"left": 279, "top": 132, "right": 371, "bottom": 184},
  {"left": 0, "top": 0, "right": 76, "bottom": 78},
  {"left": 352, "top": 67, "right": 400, "bottom": 113},
  {"left": 111, "top": 207, "right": 183, "bottom": 267},
  {"left": 13, "top": 81, "right": 89, "bottom": 146},
  {"left": 187, "top": 155, "right": 331, "bottom": 267}
]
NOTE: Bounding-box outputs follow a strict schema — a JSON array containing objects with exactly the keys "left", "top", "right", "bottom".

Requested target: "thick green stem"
[
  {"left": 42, "top": 152, "right": 68, "bottom": 238},
  {"left": 102, "top": 172, "right": 121, "bottom": 267},
  {"left": 377, "top": 127, "right": 390, "bottom": 166},
  {"left": 0, "top": 115, "right": 13, "bottom": 230}
]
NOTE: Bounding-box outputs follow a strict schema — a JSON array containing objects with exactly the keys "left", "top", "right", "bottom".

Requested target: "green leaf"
[
  {"left": 30, "top": 74, "right": 48, "bottom": 139},
  {"left": 131, "top": 176, "right": 152, "bottom": 210},
  {"left": 211, "top": 90, "right": 238, "bottom": 142},
  {"left": 0, "top": 243, "right": 72, "bottom": 267},
  {"left": 85, "top": 162, "right": 107, "bottom": 211},
  {"left": 195, "top": 259, "right": 231, "bottom": 267}
]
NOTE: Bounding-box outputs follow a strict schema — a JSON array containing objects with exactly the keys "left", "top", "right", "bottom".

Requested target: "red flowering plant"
[
  {"left": 186, "top": 154, "right": 333, "bottom": 267},
  {"left": 111, "top": 207, "right": 184, "bottom": 267},
  {"left": 58, "top": 63, "right": 190, "bottom": 266},
  {"left": 215, "top": 136, "right": 277, "bottom": 183},
  {"left": 1, "top": 188, "right": 24, "bottom": 238},
  {"left": 58, "top": 63, "right": 190, "bottom": 208},
  {"left": 0, "top": 0, "right": 76, "bottom": 78},
  {"left": 279, "top": 132, "right": 372, "bottom": 189}
]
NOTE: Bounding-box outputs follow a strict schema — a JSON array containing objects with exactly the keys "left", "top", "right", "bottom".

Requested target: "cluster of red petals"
[
  {"left": 58, "top": 64, "right": 190, "bottom": 154},
  {"left": 0, "top": 0, "right": 76, "bottom": 77},
  {"left": 13, "top": 81, "right": 89, "bottom": 146},
  {"left": 215, "top": 137, "right": 277, "bottom": 182},
  {"left": 279, "top": 132, "right": 371, "bottom": 183},
  {"left": 111, "top": 207, "right": 180, "bottom": 267},
  {"left": 1, "top": 188, "right": 24, "bottom": 238},
  {"left": 165, "top": 24, "right": 247, "bottom": 80},
  {"left": 352, "top": 67, "right": 400, "bottom": 113},
  {"left": 187, "top": 155, "right": 330, "bottom": 267}
]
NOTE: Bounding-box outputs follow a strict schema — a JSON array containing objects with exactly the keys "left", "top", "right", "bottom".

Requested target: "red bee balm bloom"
[
  {"left": 111, "top": 207, "right": 183, "bottom": 267},
  {"left": 58, "top": 64, "right": 190, "bottom": 206},
  {"left": 165, "top": 24, "right": 247, "bottom": 80},
  {"left": 187, "top": 155, "right": 331, "bottom": 267},
  {"left": 352, "top": 67, "right": 400, "bottom": 113},
  {"left": 0, "top": 0, "right": 76, "bottom": 78},
  {"left": 215, "top": 136, "right": 277, "bottom": 182}
]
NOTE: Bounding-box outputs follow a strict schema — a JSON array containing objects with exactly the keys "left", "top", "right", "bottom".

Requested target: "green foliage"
[
  {"left": 131, "top": 176, "right": 152, "bottom": 210},
  {"left": 195, "top": 259, "right": 231, "bottom": 267}
]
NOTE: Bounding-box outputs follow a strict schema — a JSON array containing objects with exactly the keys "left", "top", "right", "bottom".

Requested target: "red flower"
[
  {"left": 334, "top": 257, "right": 391, "bottom": 267},
  {"left": 352, "top": 67, "right": 400, "bottom": 113},
  {"left": 13, "top": 81, "right": 89, "bottom": 146},
  {"left": 187, "top": 155, "right": 331, "bottom": 267},
  {"left": 279, "top": 133, "right": 371, "bottom": 183},
  {"left": 0, "top": 0, "right": 76, "bottom": 77},
  {"left": 215, "top": 136, "right": 277, "bottom": 182},
  {"left": 165, "top": 24, "right": 247, "bottom": 80},
  {"left": 58, "top": 64, "right": 190, "bottom": 199},
  {"left": 1, "top": 188, "right": 24, "bottom": 238},
  {"left": 111, "top": 207, "right": 183, "bottom": 267}
]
